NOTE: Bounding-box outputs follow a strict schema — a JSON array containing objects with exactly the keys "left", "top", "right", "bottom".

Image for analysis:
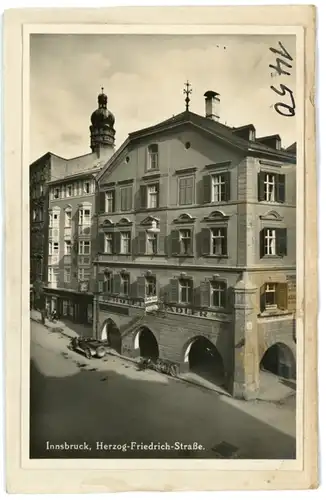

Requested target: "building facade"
[
  {"left": 93, "top": 91, "right": 296, "bottom": 399},
  {"left": 33, "top": 90, "right": 116, "bottom": 322}
]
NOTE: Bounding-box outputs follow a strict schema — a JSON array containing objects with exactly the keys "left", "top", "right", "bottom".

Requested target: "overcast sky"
[{"left": 30, "top": 34, "right": 296, "bottom": 162}]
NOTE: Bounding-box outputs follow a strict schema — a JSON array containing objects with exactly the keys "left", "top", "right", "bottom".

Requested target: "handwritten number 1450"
[{"left": 269, "top": 41, "right": 295, "bottom": 117}]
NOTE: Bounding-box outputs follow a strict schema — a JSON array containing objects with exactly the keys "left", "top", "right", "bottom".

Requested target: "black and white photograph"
[
  {"left": 29, "top": 31, "right": 298, "bottom": 460},
  {"left": 4, "top": 4, "right": 317, "bottom": 493}
]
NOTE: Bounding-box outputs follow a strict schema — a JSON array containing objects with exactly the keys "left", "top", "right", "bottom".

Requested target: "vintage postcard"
[{"left": 4, "top": 4, "right": 317, "bottom": 493}]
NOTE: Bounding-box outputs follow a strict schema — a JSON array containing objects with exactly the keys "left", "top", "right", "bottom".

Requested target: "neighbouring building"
[
  {"left": 92, "top": 87, "right": 296, "bottom": 399},
  {"left": 32, "top": 89, "right": 116, "bottom": 324}
]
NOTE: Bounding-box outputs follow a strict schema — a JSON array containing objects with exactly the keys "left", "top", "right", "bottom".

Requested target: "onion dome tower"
[{"left": 90, "top": 88, "right": 116, "bottom": 157}]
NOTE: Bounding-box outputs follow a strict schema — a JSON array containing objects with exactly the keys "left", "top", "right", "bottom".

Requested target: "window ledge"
[
  {"left": 261, "top": 255, "right": 284, "bottom": 259},
  {"left": 203, "top": 254, "right": 229, "bottom": 259},
  {"left": 172, "top": 254, "right": 194, "bottom": 258},
  {"left": 258, "top": 309, "right": 290, "bottom": 318},
  {"left": 145, "top": 169, "right": 160, "bottom": 174}
]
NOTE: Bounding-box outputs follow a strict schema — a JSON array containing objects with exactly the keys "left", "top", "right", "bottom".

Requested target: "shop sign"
[
  {"left": 99, "top": 303, "right": 129, "bottom": 316},
  {"left": 165, "top": 304, "right": 228, "bottom": 321}
]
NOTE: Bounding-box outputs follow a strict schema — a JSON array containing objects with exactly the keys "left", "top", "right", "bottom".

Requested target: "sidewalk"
[{"left": 30, "top": 309, "right": 92, "bottom": 340}]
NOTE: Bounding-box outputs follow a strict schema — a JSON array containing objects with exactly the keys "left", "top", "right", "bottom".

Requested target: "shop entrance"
[{"left": 185, "top": 336, "right": 225, "bottom": 388}]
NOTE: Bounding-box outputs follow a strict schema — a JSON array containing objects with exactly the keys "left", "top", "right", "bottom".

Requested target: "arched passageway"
[
  {"left": 101, "top": 319, "right": 122, "bottom": 354},
  {"left": 260, "top": 343, "right": 296, "bottom": 380},
  {"left": 136, "top": 327, "right": 159, "bottom": 361},
  {"left": 185, "top": 336, "right": 225, "bottom": 388}
]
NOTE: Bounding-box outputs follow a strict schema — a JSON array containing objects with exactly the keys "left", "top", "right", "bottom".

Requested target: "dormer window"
[{"left": 148, "top": 144, "right": 159, "bottom": 170}]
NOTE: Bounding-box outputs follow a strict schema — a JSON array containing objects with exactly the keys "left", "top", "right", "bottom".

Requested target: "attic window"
[{"left": 148, "top": 144, "right": 159, "bottom": 170}]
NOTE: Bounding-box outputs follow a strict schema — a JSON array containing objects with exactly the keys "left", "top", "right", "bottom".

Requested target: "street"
[{"left": 30, "top": 320, "right": 296, "bottom": 459}]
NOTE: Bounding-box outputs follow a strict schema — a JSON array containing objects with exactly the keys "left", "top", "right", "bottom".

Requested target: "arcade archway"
[
  {"left": 101, "top": 319, "right": 122, "bottom": 354},
  {"left": 135, "top": 327, "right": 159, "bottom": 360},
  {"left": 260, "top": 342, "right": 296, "bottom": 380},
  {"left": 185, "top": 336, "right": 225, "bottom": 388}
]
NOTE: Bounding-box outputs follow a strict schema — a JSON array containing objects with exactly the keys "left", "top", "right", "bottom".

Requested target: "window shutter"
[
  {"left": 138, "top": 230, "right": 146, "bottom": 254},
  {"left": 114, "top": 232, "right": 121, "bottom": 254},
  {"left": 112, "top": 274, "right": 121, "bottom": 294},
  {"left": 140, "top": 185, "right": 147, "bottom": 209},
  {"left": 170, "top": 278, "right": 179, "bottom": 303},
  {"left": 200, "top": 280, "right": 210, "bottom": 307},
  {"left": 156, "top": 183, "right": 160, "bottom": 208},
  {"left": 97, "top": 273, "right": 104, "bottom": 293},
  {"left": 99, "top": 232, "right": 105, "bottom": 253},
  {"left": 188, "top": 229, "right": 194, "bottom": 255},
  {"left": 158, "top": 234, "right": 166, "bottom": 254},
  {"left": 277, "top": 283, "right": 288, "bottom": 310},
  {"left": 188, "top": 280, "right": 194, "bottom": 304},
  {"left": 171, "top": 230, "right": 180, "bottom": 255},
  {"left": 100, "top": 192, "right": 106, "bottom": 213},
  {"left": 220, "top": 282, "right": 227, "bottom": 308},
  {"left": 154, "top": 276, "right": 159, "bottom": 298},
  {"left": 201, "top": 228, "right": 211, "bottom": 255},
  {"left": 137, "top": 276, "right": 146, "bottom": 298},
  {"left": 126, "top": 186, "right": 133, "bottom": 211},
  {"left": 186, "top": 177, "right": 194, "bottom": 204},
  {"left": 221, "top": 227, "right": 228, "bottom": 255},
  {"left": 260, "top": 229, "right": 266, "bottom": 258},
  {"left": 112, "top": 190, "right": 116, "bottom": 212},
  {"left": 130, "top": 279, "right": 138, "bottom": 298},
  {"left": 258, "top": 172, "right": 265, "bottom": 201},
  {"left": 276, "top": 228, "right": 287, "bottom": 256},
  {"left": 203, "top": 175, "right": 211, "bottom": 204},
  {"left": 277, "top": 174, "right": 286, "bottom": 203},
  {"left": 224, "top": 172, "right": 231, "bottom": 202},
  {"left": 179, "top": 179, "right": 185, "bottom": 205},
  {"left": 260, "top": 284, "right": 266, "bottom": 312}
]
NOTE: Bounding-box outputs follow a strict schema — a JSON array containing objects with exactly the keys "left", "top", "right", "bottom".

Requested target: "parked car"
[{"left": 69, "top": 337, "right": 107, "bottom": 359}]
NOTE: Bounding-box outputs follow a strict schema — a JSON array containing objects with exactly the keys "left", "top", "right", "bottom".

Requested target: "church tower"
[{"left": 90, "top": 88, "right": 116, "bottom": 158}]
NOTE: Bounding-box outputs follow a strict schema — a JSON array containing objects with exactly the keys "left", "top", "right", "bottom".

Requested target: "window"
[
  {"left": 147, "top": 233, "right": 158, "bottom": 254},
  {"left": 104, "top": 233, "right": 113, "bottom": 254},
  {"left": 65, "top": 210, "right": 72, "bottom": 227},
  {"left": 121, "top": 274, "right": 130, "bottom": 296},
  {"left": 147, "top": 184, "right": 158, "bottom": 208},
  {"left": 49, "top": 242, "right": 59, "bottom": 255},
  {"left": 120, "top": 185, "right": 133, "bottom": 211},
  {"left": 105, "top": 191, "right": 114, "bottom": 212},
  {"left": 260, "top": 228, "right": 287, "bottom": 257},
  {"left": 32, "top": 209, "right": 37, "bottom": 221},
  {"left": 64, "top": 241, "right": 71, "bottom": 255},
  {"left": 79, "top": 240, "right": 90, "bottom": 255},
  {"left": 64, "top": 267, "right": 71, "bottom": 283},
  {"left": 79, "top": 208, "right": 91, "bottom": 225},
  {"left": 180, "top": 229, "right": 191, "bottom": 255},
  {"left": 145, "top": 276, "right": 156, "bottom": 297},
  {"left": 179, "top": 176, "right": 194, "bottom": 205},
  {"left": 120, "top": 231, "right": 131, "bottom": 254},
  {"left": 66, "top": 185, "right": 72, "bottom": 197},
  {"left": 179, "top": 278, "right": 192, "bottom": 304},
  {"left": 258, "top": 172, "right": 285, "bottom": 203},
  {"left": 211, "top": 281, "right": 227, "bottom": 308},
  {"left": 212, "top": 175, "right": 226, "bottom": 202},
  {"left": 103, "top": 273, "right": 113, "bottom": 293},
  {"left": 148, "top": 144, "right": 159, "bottom": 170},
  {"left": 40, "top": 184, "right": 44, "bottom": 195},
  {"left": 78, "top": 268, "right": 90, "bottom": 281},
  {"left": 84, "top": 181, "right": 90, "bottom": 194},
  {"left": 48, "top": 267, "right": 59, "bottom": 284},
  {"left": 54, "top": 188, "right": 60, "bottom": 199},
  {"left": 260, "top": 282, "right": 288, "bottom": 312},
  {"left": 211, "top": 228, "right": 227, "bottom": 256}
]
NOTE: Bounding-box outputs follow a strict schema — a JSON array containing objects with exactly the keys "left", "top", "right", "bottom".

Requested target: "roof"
[
  {"left": 97, "top": 110, "right": 296, "bottom": 182},
  {"left": 47, "top": 166, "right": 102, "bottom": 185}
]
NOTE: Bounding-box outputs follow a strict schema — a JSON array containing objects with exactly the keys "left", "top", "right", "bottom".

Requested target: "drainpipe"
[{"left": 93, "top": 174, "right": 100, "bottom": 339}]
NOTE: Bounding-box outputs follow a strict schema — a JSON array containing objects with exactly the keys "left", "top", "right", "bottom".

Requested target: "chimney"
[{"left": 204, "top": 90, "right": 220, "bottom": 122}]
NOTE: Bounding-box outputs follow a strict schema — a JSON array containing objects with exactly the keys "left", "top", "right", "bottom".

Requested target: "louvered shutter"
[
  {"left": 113, "top": 274, "right": 121, "bottom": 294},
  {"left": 203, "top": 175, "right": 211, "bottom": 203},
  {"left": 140, "top": 185, "right": 147, "bottom": 209},
  {"left": 258, "top": 172, "right": 265, "bottom": 201},
  {"left": 158, "top": 234, "right": 166, "bottom": 254},
  {"left": 114, "top": 232, "right": 121, "bottom": 254},
  {"left": 277, "top": 174, "right": 286, "bottom": 203},
  {"left": 99, "top": 192, "right": 106, "bottom": 213},
  {"left": 170, "top": 278, "right": 179, "bottom": 303},
  {"left": 137, "top": 276, "right": 146, "bottom": 298},
  {"left": 188, "top": 229, "right": 194, "bottom": 255},
  {"left": 276, "top": 283, "right": 288, "bottom": 310},
  {"left": 224, "top": 172, "right": 231, "bottom": 202},
  {"left": 221, "top": 227, "right": 228, "bottom": 255},
  {"left": 260, "top": 284, "right": 266, "bottom": 312},
  {"left": 171, "top": 230, "right": 180, "bottom": 255},
  {"left": 220, "top": 282, "right": 227, "bottom": 308},
  {"left": 156, "top": 183, "right": 160, "bottom": 208},
  {"left": 188, "top": 280, "right": 194, "bottom": 304},
  {"left": 200, "top": 280, "right": 210, "bottom": 307},
  {"left": 260, "top": 229, "right": 266, "bottom": 258},
  {"left": 138, "top": 230, "right": 146, "bottom": 254},
  {"left": 126, "top": 186, "right": 133, "bottom": 210},
  {"left": 97, "top": 273, "right": 104, "bottom": 293},
  {"left": 276, "top": 228, "right": 287, "bottom": 256},
  {"left": 201, "top": 228, "right": 211, "bottom": 255},
  {"left": 98, "top": 232, "right": 105, "bottom": 253}
]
